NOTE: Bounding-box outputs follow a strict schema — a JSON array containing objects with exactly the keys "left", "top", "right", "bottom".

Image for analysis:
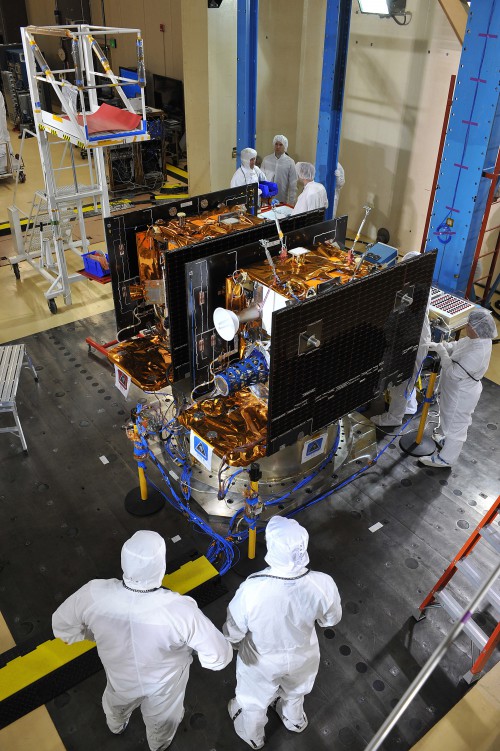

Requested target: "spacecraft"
[{"left": 106, "top": 185, "right": 436, "bottom": 544}]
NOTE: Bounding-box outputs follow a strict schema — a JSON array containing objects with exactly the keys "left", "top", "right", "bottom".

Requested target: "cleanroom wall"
[
  {"left": 24, "top": 0, "right": 466, "bottom": 253},
  {"left": 88, "top": 0, "right": 183, "bottom": 80},
  {"left": 342, "top": 1, "right": 461, "bottom": 248},
  {"left": 207, "top": 0, "right": 237, "bottom": 191},
  {"left": 255, "top": 0, "right": 327, "bottom": 170}
]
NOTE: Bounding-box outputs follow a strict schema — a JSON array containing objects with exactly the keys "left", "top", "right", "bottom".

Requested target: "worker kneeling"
[
  {"left": 52, "top": 531, "right": 232, "bottom": 751},
  {"left": 224, "top": 516, "right": 342, "bottom": 749}
]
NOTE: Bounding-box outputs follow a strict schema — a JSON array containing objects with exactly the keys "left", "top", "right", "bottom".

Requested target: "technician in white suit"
[
  {"left": 230, "top": 147, "right": 267, "bottom": 188},
  {"left": 419, "top": 308, "right": 496, "bottom": 468},
  {"left": 332, "top": 162, "right": 345, "bottom": 217},
  {"left": 224, "top": 516, "right": 342, "bottom": 749},
  {"left": 261, "top": 134, "right": 297, "bottom": 204},
  {"left": 52, "top": 531, "right": 232, "bottom": 751},
  {"left": 291, "top": 162, "right": 328, "bottom": 215}
]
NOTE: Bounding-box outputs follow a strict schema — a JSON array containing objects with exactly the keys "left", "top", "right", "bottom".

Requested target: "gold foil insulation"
[
  {"left": 107, "top": 336, "right": 172, "bottom": 391},
  {"left": 144, "top": 208, "right": 263, "bottom": 253},
  {"left": 242, "top": 243, "right": 371, "bottom": 300},
  {"left": 118, "top": 207, "right": 262, "bottom": 387},
  {"left": 178, "top": 389, "right": 268, "bottom": 466}
]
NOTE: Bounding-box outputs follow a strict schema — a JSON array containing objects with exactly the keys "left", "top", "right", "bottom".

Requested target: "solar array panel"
[{"left": 266, "top": 251, "right": 437, "bottom": 454}]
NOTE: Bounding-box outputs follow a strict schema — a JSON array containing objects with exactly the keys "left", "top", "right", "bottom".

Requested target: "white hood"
[
  {"left": 121, "top": 530, "right": 166, "bottom": 590},
  {"left": 264, "top": 516, "right": 309, "bottom": 575}
]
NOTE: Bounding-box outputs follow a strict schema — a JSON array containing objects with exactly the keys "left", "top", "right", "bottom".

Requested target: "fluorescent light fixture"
[
  {"left": 358, "top": 0, "right": 407, "bottom": 15},
  {"left": 358, "top": 0, "right": 390, "bottom": 13}
]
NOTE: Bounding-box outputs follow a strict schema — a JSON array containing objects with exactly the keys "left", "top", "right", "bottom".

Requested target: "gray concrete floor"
[{"left": 1, "top": 309, "right": 499, "bottom": 750}]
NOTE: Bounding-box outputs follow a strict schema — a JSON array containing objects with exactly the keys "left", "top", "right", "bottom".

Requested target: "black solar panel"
[
  {"left": 168, "top": 209, "right": 327, "bottom": 380},
  {"left": 266, "top": 251, "right": 437, "bottom": 455},
  {"left": 185, "top": 217, "right": 348, "bottom": 385},
  {"left": 105, "top": 184, "right": 260, "bottom": 337}
]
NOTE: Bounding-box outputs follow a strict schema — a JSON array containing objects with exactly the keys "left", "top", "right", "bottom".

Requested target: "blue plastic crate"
[{"left": 82, "top": 251, "right": 110, "bottom": 277}]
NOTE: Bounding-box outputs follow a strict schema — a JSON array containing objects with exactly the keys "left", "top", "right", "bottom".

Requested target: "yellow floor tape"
[{"left": 0, "top": 556, "right": 218, "bottom": 701}]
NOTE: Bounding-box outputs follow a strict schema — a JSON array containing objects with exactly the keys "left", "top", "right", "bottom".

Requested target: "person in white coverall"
[
  {"left": 261, "top": 134, "right": 297, "bottom": 204},
  {"left": 419, "top": 308, "right": 496, "bottom": 468},
  {"left": 224, "top": 516, "right": 342, "bottom": 749},
  {"left": 52, "top": 531, "right": 232, "bottom": 751},
  {"left": 332, "top": 162, "right": 345, "bottom": 217},
  {"left": 230, "top": 147, "right": 267, "bottom": 188},
  {"left": 291, "top": 161, "right": 328, "bottom": 215},
  {"left": 371, "top": 251, "right": 432, "bottom": 427}
]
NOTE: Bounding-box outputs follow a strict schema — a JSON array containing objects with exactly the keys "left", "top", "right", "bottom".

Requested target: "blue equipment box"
[
  {"left": 362, "top": 242, "right": 398, "bottom": 268},
  {"left": 82, "top": 251, "right": 110, "bottom": 277}
]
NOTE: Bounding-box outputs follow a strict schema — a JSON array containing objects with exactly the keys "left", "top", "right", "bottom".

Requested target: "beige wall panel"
[
  {"left": 342, "top": 1, "right": 461, "bottom": 243},
  {"left": 89, "top": 0, "right": 183, "bottom": 85},
  {"left": 295, "top": 0, "right": 326, "bottom": 166},
  {"left": 25, "top": 0, "right": 61, "bottom": 66},
  {"left": 256, "top": 0, "right": 304, "bottom": 164},
  {"left": 398, "top": 2, "right": 461, "bottom": 251},
  {"left": 101, "top": 0, "right": 146, "bottom": 72},
  {"left": 208, "top": 0, "right": 237, "bottom": 190},
  {"left": 182, "top": 0, "right": 210, "bottom": 195}
]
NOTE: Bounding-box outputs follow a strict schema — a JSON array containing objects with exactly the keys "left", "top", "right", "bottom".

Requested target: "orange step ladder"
[{"left": 416, "top": 494, "right": 500, "bottom": 683}]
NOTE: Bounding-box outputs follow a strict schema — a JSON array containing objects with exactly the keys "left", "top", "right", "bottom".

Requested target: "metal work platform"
[
  {"left": 0, "top": 344, "right": 38, "bottom": 453},
  {"left": 6, "top": 24, "right": 150, "bottom": 314}
]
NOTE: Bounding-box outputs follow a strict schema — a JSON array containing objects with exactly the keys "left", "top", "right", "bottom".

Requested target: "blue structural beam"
[
  {"left": 425, "top": 1, "right": 500, "bottom": 295},
  {"left": 316, "top": 0, "right": 352, "bottom": 220},
  {"left": 236, "top": 0, "right": 259, "bottom": 165}
]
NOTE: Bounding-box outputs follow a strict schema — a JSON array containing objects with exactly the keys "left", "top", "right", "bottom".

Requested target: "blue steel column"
[
  {"left": 425, "top": 1, "right": 500, "bottom": 295},
  {"left": 236, "top": 0, "right": 258, "bottom": 165},
  {"left": 316, "top": 0, "right": 352, "bottom": 220}
]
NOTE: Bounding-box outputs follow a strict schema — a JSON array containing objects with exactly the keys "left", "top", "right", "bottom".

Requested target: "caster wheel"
[
  {"left": 48, "top": 299, "right": 58, "bottom": 314},
  {"left": 12, "top": 263, "right": 20, "bottom": 280}
]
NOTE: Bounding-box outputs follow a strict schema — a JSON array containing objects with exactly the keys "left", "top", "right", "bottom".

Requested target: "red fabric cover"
[{"left": 75, "top": 103, "right": 142, "bottom": 135}]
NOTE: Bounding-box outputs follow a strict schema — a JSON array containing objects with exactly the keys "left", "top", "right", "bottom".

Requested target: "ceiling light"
[{"left": 358, "top": 1, "right": 411, "bottom": 24}]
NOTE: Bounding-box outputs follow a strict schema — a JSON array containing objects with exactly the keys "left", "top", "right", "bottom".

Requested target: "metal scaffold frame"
[{"left": 9, "top": 24, "right": 150, "bottom": 313}]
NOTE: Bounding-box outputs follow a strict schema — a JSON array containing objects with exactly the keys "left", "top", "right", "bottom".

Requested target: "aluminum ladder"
[{"left": 416, "top": 494, "right": 500, "bottom": 683}]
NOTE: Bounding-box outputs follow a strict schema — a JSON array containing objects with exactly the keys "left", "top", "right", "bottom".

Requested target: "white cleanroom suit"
[
  {"left": 261, "top": 135, "right": 297, "bottom": 204},
  {"left": 371, "top": 251, "right": 432, "bottom": 427},
  {"left": 224, "top": 516, "right": 342, "bottom": 749},
  {"left": 230, "top": 147, "right": 267, "bottom": 188},
  {"left": 420, "top": 308, "right": 496, "bottom": 468},
  {"left": 291, "top": 161, "right": 328, "bottom": 215},
  {"left": 52, "top": 531, "right": 232, "bottom": 751},
  {"left": 332, "top": 162, "right": 345, "bottom": 217}
]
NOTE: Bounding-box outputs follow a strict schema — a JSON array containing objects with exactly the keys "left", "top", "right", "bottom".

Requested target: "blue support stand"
[
  {"left": 236, "top": 0, "right": 259, "bottom": 166},
  {"left": 425, "top": 1, "right": 500, "bottom": 296},
  {"left": 316, "top": 0, "right": 352, "bottom": 220}
]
